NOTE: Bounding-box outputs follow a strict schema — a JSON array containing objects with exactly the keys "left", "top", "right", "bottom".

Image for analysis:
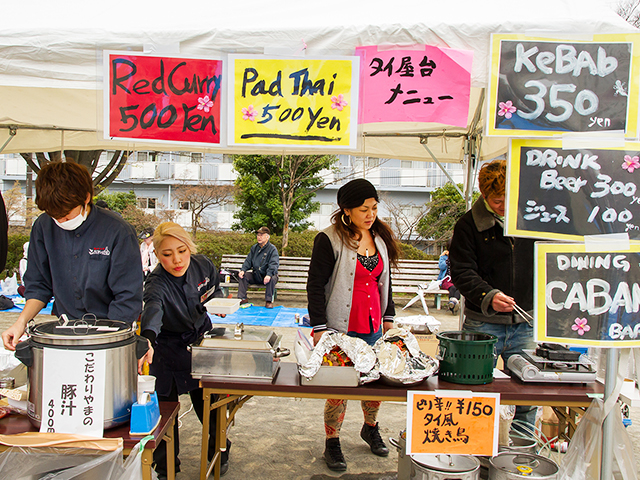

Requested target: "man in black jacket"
[
  {"left": 237, "top": 226, "right": 279, "bottom": 308},
  {"left": 450, "top": 159, "right": 537, "bottom": 427}
]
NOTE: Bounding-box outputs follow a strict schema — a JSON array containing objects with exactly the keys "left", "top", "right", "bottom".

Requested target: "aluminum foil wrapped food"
[
  {"left": 298, "top": 332, "right": 380, "bottom": 384},
  {"left": 374, "top": 328, "right": 438, "bottom": 385}
]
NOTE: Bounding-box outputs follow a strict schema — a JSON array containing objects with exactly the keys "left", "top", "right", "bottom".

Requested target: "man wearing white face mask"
[{"left": 2, "top": 162, "right": 143, "bottom": 351}]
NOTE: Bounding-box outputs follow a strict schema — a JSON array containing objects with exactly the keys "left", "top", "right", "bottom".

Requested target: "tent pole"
[
  {"left": 463, "top": 137, "right": 477, "bottom": 210},
  {"left": 600, "top": 348, "right": 618, "bottom": 480},
  {"left": 421, "top": 142, "right": 464, "bottom": 199},
  {"left": 0, "top": 127, "right": 16, "bottom": 154}
]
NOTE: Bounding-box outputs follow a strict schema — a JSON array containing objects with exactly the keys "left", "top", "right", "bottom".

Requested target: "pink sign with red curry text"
[{"left": 356, "top": 45, "right": 472, "bottom": 127}]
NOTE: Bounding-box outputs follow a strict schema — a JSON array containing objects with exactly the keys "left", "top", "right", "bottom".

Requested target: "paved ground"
[{"left": 1, "top": 294, "right": 638, "bottom": 479}]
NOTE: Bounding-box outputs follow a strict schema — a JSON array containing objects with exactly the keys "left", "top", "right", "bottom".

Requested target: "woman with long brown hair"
[{"left": 307, "top": 178, "right": 399, "bottom": 471}]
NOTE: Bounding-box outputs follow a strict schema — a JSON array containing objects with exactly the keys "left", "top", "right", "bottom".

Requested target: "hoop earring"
[{"left": 341, "top": 213, "right": 351, "bottom": 226}]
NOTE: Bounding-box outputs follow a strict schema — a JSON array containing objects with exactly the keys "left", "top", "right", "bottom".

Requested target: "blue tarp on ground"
[
  {"left": 208, "top": 305, "right": 309, "bottom": 328},
  {"left": 1, "top": 295, "right": 54, "bottom": 315}
]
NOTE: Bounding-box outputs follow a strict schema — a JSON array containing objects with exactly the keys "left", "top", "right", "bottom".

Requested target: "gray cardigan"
[{"left": 307, "top": 224, "right": 393, "bottom": 333}]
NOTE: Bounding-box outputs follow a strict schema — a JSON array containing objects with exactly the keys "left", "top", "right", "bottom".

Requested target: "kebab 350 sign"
[{"left": 104, "top": 51, "right": 223, "bottom": 145}]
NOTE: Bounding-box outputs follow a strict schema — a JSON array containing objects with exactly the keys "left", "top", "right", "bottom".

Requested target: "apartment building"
[{"left": 0, "top": 152, "right": 463, "bottom": 247}]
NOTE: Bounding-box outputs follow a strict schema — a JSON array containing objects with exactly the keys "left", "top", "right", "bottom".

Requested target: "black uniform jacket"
[
  {"left": 141, "top": 254, "right": 222, "bottom": 396},
  {"left": 449, "top": 197, "right": 535, "bottom": 324}
]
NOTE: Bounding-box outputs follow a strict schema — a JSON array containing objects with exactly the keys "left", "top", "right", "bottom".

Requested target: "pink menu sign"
[{"left": 356, "top": 45, "right": 472, "bottom": 127}]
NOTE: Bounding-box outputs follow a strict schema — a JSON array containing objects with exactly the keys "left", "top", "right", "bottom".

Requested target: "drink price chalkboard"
[
  {"left": 487, "top": 33, "right": 640, "bottom": 137},
  {"left": 505, "top": 139, "right": 640, "bottom": 241}
]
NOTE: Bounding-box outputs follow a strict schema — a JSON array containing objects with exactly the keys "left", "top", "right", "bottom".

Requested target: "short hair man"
[
  {"left": 237, "top": 226, "right": 279, "bottom": 308},
  {"left": 449, "top": 159, "right": 537, "bottom": 427},
  {"left": 2, "top": 162, "right": 143, "bottom": 351}
]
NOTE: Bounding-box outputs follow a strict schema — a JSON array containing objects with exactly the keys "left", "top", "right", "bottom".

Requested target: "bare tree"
[
  {"left": 173, "top": 181, "right": 236, "bottom": 236},
  {"left": 617, "top": 0, "right": 640, "bottom": 27},
  {"left": 19, "top": 150, "right": 130, "bottom": 189},
  {"left": 380, "top": 193, "right": 429, "bottom": 245},
  {"left": 2, "top": 181, "right": 40, "bottom": 226}
]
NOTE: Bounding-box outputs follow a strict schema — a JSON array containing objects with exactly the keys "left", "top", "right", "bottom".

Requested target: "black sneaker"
[
  {"left": 324, "top": 437, "right": 347, "bottom": 471},
  {"left": 360, "top": 422, "right": 389, "bottom": 457}
]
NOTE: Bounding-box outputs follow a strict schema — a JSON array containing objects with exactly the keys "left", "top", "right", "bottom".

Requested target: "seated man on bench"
[{"left": 238, "top": 226, "right": 279, "bottom": 308}]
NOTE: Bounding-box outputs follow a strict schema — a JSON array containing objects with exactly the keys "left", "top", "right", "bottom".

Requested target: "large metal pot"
[
  {"left": 390, "top": 431, "right": 480, "bottom": 480},
  {"left": 15, "top": 318, "right": 148, "bottom": 429},
  {"left": 389, "top": 430, "right": 411, "bottom": 480},
  {"left": 489, "top": 452, "right": 558, "bottom": 479},
  {"left": 410, "top": 454, "right": 480, "bottom": 480}
]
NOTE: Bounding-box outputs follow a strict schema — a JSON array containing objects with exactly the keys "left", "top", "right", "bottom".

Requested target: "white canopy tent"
[{"left": 0, "top": 0, "right": 635, "bottom": 170}]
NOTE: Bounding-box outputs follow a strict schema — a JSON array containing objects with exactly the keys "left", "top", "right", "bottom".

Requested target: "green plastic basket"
[{"left": 436, "top": 331, "right": 498, "bottom": 385}]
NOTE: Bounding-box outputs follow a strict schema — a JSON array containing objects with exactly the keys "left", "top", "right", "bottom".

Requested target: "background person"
[
  {"left": 2, "top": 162, "right": 143, "bottom": 351},
  {"left": 237, "top": 226, "right": 279, "bottom": 308},
  {"left": 438, "top": 240, "right": 460, "bottom": 313},
  {"left": 139, "top": 227, "right": 158, "bottom": 277},
  {"left": 449, "top": 159, "right": 537, "bottom": 427},
  {"left": 307, "top": 178, "right": 399, "bottom": 471},
  {"left": 137, "top": 222, "right": 230, "bottom": 479}
]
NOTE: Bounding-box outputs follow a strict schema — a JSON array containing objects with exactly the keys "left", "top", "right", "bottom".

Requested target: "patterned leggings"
[{"left": 324, "top": 399, "right": 381, "bottom": 438}]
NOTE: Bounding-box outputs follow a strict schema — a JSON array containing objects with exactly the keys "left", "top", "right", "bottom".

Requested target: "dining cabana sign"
[{"left": 534, "top": 241, "right": 640, "bottom": 347}]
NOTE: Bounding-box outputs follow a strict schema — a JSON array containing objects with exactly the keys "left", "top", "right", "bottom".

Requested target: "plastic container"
[
  {"left": 137, "top": 375, "right": 156, "bottom": 402},
  {"left": 436, "top": 331, "right": 497, "bottom": 385},
  {"left": 204, "top": 297, "right": 241, "bottom": 315}
]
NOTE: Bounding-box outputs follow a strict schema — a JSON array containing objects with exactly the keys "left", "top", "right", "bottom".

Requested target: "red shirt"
[{"left": 347, "top": 255, "right": 383, "bottom": 334}]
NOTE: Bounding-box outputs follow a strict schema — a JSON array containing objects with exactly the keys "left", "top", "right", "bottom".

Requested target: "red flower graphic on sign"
[
  {"left": 622, "top": 155, "right": 640, "bottom": 173},
  {"left": 242, "top": 105, "right": 257, "bottom": 121},
  {"left": 331, "top": 94, "right": 348, "bottom": 111},
  {"left": 197, "top": 95, "right": 214, "bottom": 113},
  {"left": 498, "top": 100, "right": 517, "bottom": 119},
  {"left": 571, "top": 317, "right": 590, "bottom": 336}
]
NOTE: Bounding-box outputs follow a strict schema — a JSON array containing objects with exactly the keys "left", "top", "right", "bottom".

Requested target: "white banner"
[{"left": 40, "top": 348, "right": 106, "bottom": 437}]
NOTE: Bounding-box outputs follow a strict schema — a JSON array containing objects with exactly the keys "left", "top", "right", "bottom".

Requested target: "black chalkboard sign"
[
  {"left": 506, "top": 139, "right": 640, "bottom": 241},
  {"left": 535, "top": 243, "right": 640, "bottom": 347},
  {"left": 488, "top": 35, "right": 636, "bottom": 136}
]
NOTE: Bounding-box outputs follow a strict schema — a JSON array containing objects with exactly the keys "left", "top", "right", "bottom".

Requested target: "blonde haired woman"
[{"left": 138, "top": 222, "right": 230, "bottom": 479}]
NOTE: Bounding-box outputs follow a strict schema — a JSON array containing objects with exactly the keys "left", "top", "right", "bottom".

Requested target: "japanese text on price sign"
[
  {"left": 505, "top": 139, "right": 640, "bottom": 241},
  {"left": 406, "top": 391, "right": 499, "bottom": 456},
  {"left": 104, "top": 52, "right": 223, "bottom": 145}
]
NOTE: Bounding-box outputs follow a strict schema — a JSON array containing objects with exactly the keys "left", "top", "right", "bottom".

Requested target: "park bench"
[
  {"left": 218, "top": 254, "right": 310, "bottom": 300},
  {"left": 218, "top": 254, "right": 449, "bottom": 308}
]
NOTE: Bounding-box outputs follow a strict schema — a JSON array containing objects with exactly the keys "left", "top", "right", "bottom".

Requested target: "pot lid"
[
  {"left": 490, "top": 452, "right": 559, "bottom": 477},
  {"left": 29, "top": 317, "right": 133, "bottom": 346},
  {"left": 199, "top": 324, "right": 278, "bottom": 351},
  {"left": 411, "top": 454, "right": 479, "bottom": 473}
]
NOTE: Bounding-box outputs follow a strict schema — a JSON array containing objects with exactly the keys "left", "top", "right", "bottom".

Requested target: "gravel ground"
[{"left": 1, "top": 293, "right": 638, "bottom": 479}]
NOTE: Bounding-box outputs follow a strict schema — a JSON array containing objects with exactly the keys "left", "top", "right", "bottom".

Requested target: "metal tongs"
[{"left": 512, "top": 303, "right": 534, "bottom": 327}]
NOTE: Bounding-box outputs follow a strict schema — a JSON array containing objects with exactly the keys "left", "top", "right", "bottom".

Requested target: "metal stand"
[{"left": 600, "top": 348, "right": 619, "bottom": 480}]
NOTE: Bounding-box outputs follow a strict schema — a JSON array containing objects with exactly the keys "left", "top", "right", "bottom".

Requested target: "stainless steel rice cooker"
[
  {"left": 15, "top": 318, "right": 149, "bottom": 429},
  {"left": 489, "top": 452, "right": 558, "bottom": 479}
]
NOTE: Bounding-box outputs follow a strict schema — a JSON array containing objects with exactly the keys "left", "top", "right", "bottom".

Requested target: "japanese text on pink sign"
[{"left": 356, "top": 46, "right": 472, "bottom": 127}]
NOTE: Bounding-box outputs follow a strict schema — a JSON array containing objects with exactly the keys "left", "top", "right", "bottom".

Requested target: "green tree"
[
  {"left": 417, "top": 182, "right": 480, "bottom": 249},
  {"left": 94, "top": 190, "right": 137, "bottom": 213},
  {"left": 232, "top": 154, "right": 338, "bottom": 254}
]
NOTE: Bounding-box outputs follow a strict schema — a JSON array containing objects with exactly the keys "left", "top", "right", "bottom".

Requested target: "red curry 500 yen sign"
[{"left": 105, "top": 52, "right": 223, "bottom": 145}]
